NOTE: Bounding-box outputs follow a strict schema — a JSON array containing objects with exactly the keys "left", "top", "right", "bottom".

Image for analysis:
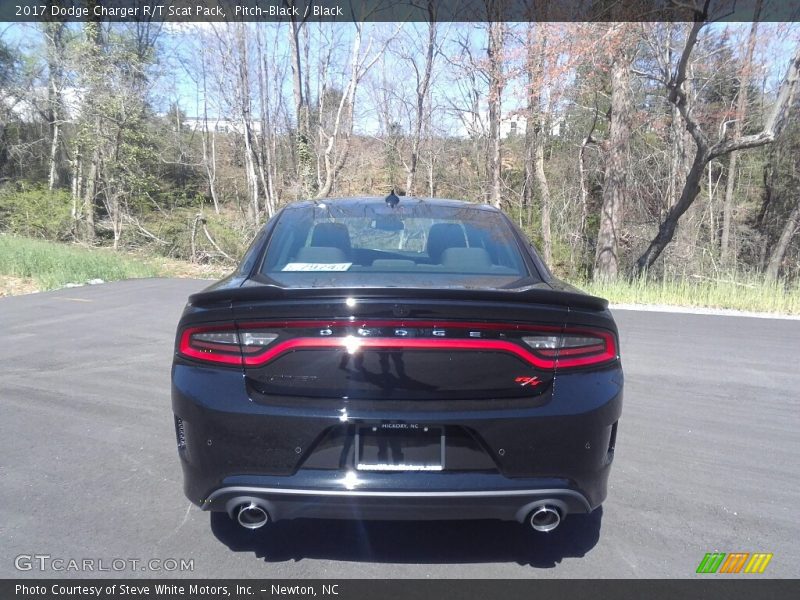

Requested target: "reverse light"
[
  {"left": 179, "top": 325, "right": 279, "bottom": 365},
  {"left": 241, "top": 332, "right": 279, "bottom": 347},
  {"left": 523, "top": 330, "right": 616, "bottom": 368},
  {"left": 191, "top": 331, "right": 239, "bottom": 346},
  {"left": 521, "top": 335, "right": 560, "bottom": 349}
]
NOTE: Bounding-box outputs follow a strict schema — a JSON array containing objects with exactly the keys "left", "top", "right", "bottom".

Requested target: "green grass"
[
  {"left": 2, "top": 235, "right": 798, "bottom": 314},
  {"left": 576, "top": 275, "right": 800, "bottom": 315},
  {"left": 0, "top": 235, "right": 161, "bottom": 290}
]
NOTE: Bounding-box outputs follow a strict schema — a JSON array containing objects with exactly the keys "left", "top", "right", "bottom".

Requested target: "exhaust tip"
[
  {"left": 529, "top": 505, "right": 561, "bottom": 532},
  {"left": 236, "top": 503, "right": 269, "bottom": 529}
]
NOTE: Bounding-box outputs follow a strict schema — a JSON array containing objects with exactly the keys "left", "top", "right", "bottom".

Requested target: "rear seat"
[
  {"left": 440, "top": 247, "right": 492, "bottom": 271},
  {"left": 371, "top": 259, "right": 417, "bottom": 269},
  {"left": 294, "top": 246, "right": 348, "bottom": 263}
]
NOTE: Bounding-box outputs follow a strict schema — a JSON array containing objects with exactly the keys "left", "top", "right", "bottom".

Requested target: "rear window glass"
[{"left": 258, "top": 201, "right": 536, "bottom": 289}]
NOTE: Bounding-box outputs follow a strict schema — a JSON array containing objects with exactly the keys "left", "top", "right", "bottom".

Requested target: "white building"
[
  {"left": 181, "top": 117, "right": 264, "bottom": 135},
  {"left": 1, "top": 86, "right": 83, "bottom": 123},
  {"left": 461, "top": 113, "right": 563, "bottom": 140}
]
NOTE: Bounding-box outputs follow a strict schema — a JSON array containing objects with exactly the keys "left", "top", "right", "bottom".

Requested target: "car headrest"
[
  {"left": 426, "top": 223, "right": 466, "bottom": 263},
  {"left": 311, "top": 222, "right": 351, "bottom": 252},
  {"left": 441, "top": 247, "right": 492, "bottom": 270},
  {"left": 371, "top": 259, "right": 416, "bottom": 270},
  {"left": 293, "top": 246, "right": 348, "bottom": 264}
]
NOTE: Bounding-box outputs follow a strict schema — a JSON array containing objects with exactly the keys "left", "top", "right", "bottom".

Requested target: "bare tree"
[
  {"left": 578, "top": 101, "right": 599, "bottom": 255},
  {"left": 199, "top": 43, "right": 220, "bottom": 214},
  {"left": 720, "top": 0, "right": 763, "bottom": 265},
  {"left": 42, "top": 20, "right": 67, "bottom": 191},
  {"left": 523, "top": 23, "right": 554, "bottom": 264},
  {"left": 315, "top": 22, "right": 393, "bottom": 198},
  {"left": 405, "top": 3, "right": 437, "bottom": 197},
  {"left": 72, "top": 18, "right": 105, "bottom": 242},
  {"left": 486, "top": 18, "right": 504, "bottom": 208},
  {"left": 255, "top": 27, "right": 278, "bottom": 216},
  {"left": 287, "top": 3, "right": 313, "bottom": 196},
  {"left": 236, "top": 25, "right": 261, "bottom": 225},
  {"left": 594, "top": 23, "right": 635, "bottom": 281},
  {"left": 765, "top": 199, "right": 800, "bottom": 281},
  {"left": 634, "top": 2, "right": 800, "bottom": 275}
]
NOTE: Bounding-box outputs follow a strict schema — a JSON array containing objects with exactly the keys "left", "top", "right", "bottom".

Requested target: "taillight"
[
  {"left": 178, "top": 321, "right": 617, "bottom": 369},
  {"left": 522, "top": 329, "right": 617, "bottom": 369},
  {"left": 178, "top": 325, "right": 278, "bottom": 365}
]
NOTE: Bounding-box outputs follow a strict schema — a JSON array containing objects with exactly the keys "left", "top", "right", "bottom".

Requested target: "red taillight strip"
[
  {"left": 179, "top": 326, "right": 242, "bottom": 365},
  {"left": 241, "top": 337, "right": 556, "bottom": 368},
  {"left": 556, "top": 330, "right": 617, "bottom": 368},
  {"left": 177, "top": 321, "right": 618, "bottom": 369}
]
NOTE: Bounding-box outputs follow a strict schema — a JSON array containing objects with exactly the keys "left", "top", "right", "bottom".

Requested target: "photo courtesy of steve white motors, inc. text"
[
  {"left": 14, "top": 583, "right": 340, "bottom": 597},
  {"left": 28, "top": 2, "right": 345, "bottom": 19}
]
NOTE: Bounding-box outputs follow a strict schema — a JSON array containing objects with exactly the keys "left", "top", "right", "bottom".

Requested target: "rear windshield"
[{"left": 258, "top": 202, "right": 537, "bottom": 289}]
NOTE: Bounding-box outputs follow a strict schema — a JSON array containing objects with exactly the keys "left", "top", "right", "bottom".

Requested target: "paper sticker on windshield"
[{"left": 282, "top": 262, "right": 352, "bottom": 272}]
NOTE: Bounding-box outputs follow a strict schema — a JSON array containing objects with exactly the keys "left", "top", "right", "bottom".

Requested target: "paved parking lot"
[{"left": 1, "top": 279, "right": 798, "bottom": 577}]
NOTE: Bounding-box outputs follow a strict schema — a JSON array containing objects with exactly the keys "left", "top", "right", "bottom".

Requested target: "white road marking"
[{"left": 609, "top": 303, "right": 800, "bottom": 321}]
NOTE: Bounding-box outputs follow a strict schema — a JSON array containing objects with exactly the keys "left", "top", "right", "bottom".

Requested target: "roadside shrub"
[
  {"left": 0, "top": 185, "right": 73, "bottom": 240},
  {"left": 136, "top": 207, "right": 254, "bottom": 263}
]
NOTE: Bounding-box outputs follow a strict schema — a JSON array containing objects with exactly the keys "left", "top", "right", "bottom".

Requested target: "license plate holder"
[{"left": 355, "top": 426, "right": 444, "bottom": 471}]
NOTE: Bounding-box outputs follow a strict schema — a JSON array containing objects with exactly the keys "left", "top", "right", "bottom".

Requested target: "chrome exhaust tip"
[
  {"left": 236, "top": 503, "right": 269, "bottom": 529},
  {"left": 529, "top": 505, "right": 561, "bottom": 532}
]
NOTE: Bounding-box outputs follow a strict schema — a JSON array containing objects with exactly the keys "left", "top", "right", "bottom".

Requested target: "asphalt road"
[{"left": 1, "top": 278, "right": 798, "bottom": 578}]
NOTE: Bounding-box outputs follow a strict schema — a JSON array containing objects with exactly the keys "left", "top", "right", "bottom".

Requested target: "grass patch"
[
  {"left": 575, "top": 275, "right": 800, "bottom": 315},
  {"left": 0, "top": 235, "right": 162, "bottom": 291},
  {"left": 2, "top": 235, "right": 798, "bottom": 315}
]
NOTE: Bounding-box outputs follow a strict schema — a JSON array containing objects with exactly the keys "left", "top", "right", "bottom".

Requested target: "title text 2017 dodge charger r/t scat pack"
[{"left": 172, "top": 196, "right": 622, "bottom": 533}]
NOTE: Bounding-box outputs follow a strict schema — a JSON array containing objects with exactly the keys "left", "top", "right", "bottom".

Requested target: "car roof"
[{"left": 284, "top": 196, "right": 501, "bottom": 212}]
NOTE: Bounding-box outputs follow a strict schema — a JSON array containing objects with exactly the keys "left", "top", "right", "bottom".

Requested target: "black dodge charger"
[{"left": 172, "top": 196, "right": 623, "bottom": 533}]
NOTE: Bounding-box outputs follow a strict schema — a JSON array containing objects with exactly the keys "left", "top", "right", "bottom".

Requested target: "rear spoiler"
[{"left": 188, "top": 282, "right": 609, "bottom": 312}]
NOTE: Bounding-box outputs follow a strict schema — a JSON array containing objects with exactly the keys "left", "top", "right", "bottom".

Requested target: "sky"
[{"left": 2, "top": 19, "right": 798, "bottom": 138}]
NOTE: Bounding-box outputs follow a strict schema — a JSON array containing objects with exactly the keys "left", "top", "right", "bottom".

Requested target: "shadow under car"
[{"left": 210, "top": 507, "right": 603, "bottom": 568}]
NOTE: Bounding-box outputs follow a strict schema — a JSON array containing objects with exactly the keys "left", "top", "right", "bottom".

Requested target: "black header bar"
[
  {"left": 3, "top": 579, "right": 800, "bottom": 600},
  {"left": 2, "top": 0, "right": 799, "bottom": 23}
]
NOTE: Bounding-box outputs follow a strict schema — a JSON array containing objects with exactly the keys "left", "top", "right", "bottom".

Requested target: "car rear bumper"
[
  {"left": 172, "top": 363, "right": 623, "bottom": 521},
  {"left": 203, "top": 470, "right": 592, "bottom": 522}
]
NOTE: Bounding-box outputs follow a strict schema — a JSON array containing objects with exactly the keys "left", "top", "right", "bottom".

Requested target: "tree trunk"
[
  {"left": 47, "top": 106, "right": 60, "bottom": 190},
  {"left": 487, "top": 21, "right": 504, "bottom": 209},
  {"left": 75, "top": 19, "right": 104, "bottom": 243},
  {"left": 288, "top": 12, "right": 312, "bottom": 196},
  {"left": 522, "top": 118, "right": 534, "bottom": 215},
  {"left": 46, "top": 64, "right": 62, "bottom": 190},
  {"left": 524, "top": 24, "right": 552, "bottom": 264},
  {"left": 316, "top": 28, "right": 361, "bottom": 199},
  {"left": 81, "top": 143, "right": 98, "bottom": 242},
  {"left": 237, "top": 25, "right": 261, "bottom": 225},
  {"left": 406, "top": 5, "right": 436, "bottom": 197},
  {"left": 257, "top": 32, "right": 277, "bottom": 217},
  {"left": 765, "top": 199, "right": 800, "bottom": 281},
  {"left": 534, "top": 136, "right": 552, "bottom": 264},
  {"left": 44, "top": 21, "right": 66, "bottom": 191},
  {"left": 721, "top": 0, "right": 762, "bottom": 265},
  {"left": 578, "top": 99, "right": 599, "bottom": 265},
  {"left": 0, "top": 120, "right": 6, "bottom": 175},
  {"left": 594, "top": 25, "right": 633, "bottom": 282},
  {"left": 200, "top": 47, "right": 220, "bottom": 214},
  {"left": 636, "top": 155, "right": 707, "bottom": 274},
  {"left": 70, "top": 149, "right": 82, "bottom": 232}
]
